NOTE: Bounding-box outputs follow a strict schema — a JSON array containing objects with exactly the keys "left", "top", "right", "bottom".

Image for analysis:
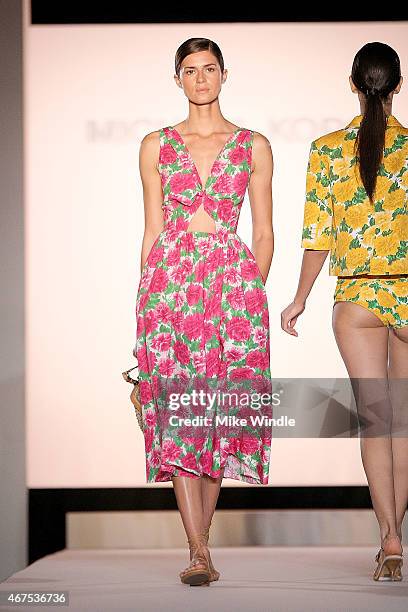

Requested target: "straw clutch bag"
[{"left": 121, "top": 363, "right": 144, "bottom": 432}]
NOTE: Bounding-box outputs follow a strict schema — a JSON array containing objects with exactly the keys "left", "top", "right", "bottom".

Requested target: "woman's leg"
[
  {"left": 199, "top": 469, "right": 225, "bottom": 580},
  {"left": 172, "top": 475, "right": 205, "bottom": 543},
  {"left": 201, "top": 469, "right": 225, "bottom": 533},
  {"left": 172, "top": 473, "right": 218, "bottom": 583},
  {"left": 388, "top": 326, "right": 408, "bottom": 542},
  {"left": 332, "top": 301, "right": 401, "bottom": 553}
]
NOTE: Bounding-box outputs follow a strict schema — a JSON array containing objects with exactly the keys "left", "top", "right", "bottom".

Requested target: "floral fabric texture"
[
  {"left": 134, "top": 126, "right": 272, "bottom": 485},
  {"left": 334, "top": 277, "right": 408, "bottom": 328},
  {"left": 301, "top": 114, "right": 408, "bottom": 276}
]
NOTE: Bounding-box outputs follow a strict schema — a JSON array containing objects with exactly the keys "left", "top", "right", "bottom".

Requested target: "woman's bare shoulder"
[
  {"left": 140, "top": 129, "right": 161, "bottom": 148},
  {"left": 139, "top": 130, "right": 162, "bottom": 167},
  {"left": 252, "top": 130, "right": 272, "bottom": 151}
]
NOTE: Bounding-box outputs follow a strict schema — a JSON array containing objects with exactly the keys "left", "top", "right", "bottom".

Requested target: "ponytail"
[
  {"left": 356, "top": 90, "right": 387, "bottom": 203},
  {"left": 351, "top": 42, "right": 401, "bottom": 203}
]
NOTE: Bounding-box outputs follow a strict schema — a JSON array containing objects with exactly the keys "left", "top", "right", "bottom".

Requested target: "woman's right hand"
[{"left": 280, "top": 300, "right": 305, "bottom": 337}]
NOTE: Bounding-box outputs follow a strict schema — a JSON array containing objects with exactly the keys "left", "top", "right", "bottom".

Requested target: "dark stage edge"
[
  {"left": 30, "top": 3, "right": 408, "bottom": 24},
  {"left": 29, "top": 485, "right": 372, "bottom": 564}
]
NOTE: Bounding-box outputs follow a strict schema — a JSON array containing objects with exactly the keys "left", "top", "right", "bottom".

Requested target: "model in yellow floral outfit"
[
  {"left": 301, "top": 114, "right": 408, "bottom": 327},
  {"left": 282, "top": 42, "right": 407, "bottom": 582}
]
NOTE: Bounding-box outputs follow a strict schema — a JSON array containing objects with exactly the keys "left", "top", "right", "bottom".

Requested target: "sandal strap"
[
  {"left": 186, "top": 533, "right": 209, "bottom": 565},
  {"left": 202, "top": 527, "right": 210, "bottom": 544},
  {"left": 202, "top": 520, "right": 212, "bottom": 544},
  {"left": 375, "top": 546, "right": 404, "bottom": 563},
  {"left": 187, "top": 532, "right": 206, "bottom": 548},
  {"left": 179, "top": 538, "right": 209, "bottom": 579}
]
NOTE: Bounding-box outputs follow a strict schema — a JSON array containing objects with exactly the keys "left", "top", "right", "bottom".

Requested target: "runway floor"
[{"left": 1, "top": 547, "right": 407, "bottom": 611}]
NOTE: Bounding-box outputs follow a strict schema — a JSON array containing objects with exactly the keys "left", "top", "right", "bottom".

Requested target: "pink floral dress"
[{"left": 134, "top": 126, "right": 272, "bottom": 484}]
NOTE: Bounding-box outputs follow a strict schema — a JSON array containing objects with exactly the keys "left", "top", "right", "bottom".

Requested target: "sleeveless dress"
[{"left": 134, "top": 126, "right": 272, "bottom": 484}]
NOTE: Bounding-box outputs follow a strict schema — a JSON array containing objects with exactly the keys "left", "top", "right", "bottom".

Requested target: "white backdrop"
[{"left": 25, "top": 18, "right": 408, "bottom": 487}]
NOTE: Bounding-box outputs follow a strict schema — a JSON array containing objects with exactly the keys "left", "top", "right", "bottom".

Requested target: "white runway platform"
[{"left": 1, "top": 547, "right": 407, "bottom": 611}]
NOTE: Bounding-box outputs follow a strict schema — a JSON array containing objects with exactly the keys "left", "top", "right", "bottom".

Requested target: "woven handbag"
[{"left": 121, "top": 363, "right": 144, "bottom": 432}]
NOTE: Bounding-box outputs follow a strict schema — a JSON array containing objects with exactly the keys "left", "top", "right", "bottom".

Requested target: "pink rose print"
[
  {"left": 170, "top": 267, "right": 188, "bottom": 286},
  {"left": 237, "top": 130, "right": 251, "bottom": 145},
  {"left": 174, "top": 340, "right": 190, "bottom": 365},
  {"left": 158, "top": 357, "right": 176, "bottom": 376},
  {"left": 183, "top": 452, "right": 198, "bottom": 471},
  {"left": 227, "top": 286, "right": 246, "bottom": 310},
  {"left": 207, "top": 248, "right": 224, "bottom": 272},
  {"left": 171, "top": 310, "right": 185, "bottom": 332},
  {"left": 183, "top": 313, "right": 204, "bottom": 340},
  {"left": 206, "top": 347, "right": 221, "bottom": 377},
  {"left": 213, "top": 174, "right": 233, "bottom": 194},
  {"left": 166, "top": 247, "right": 181, "bottom": 266},
  {"left": 254, "top": 328, "right": 268, "bottom": 347},
  {"left": 135, "top": 125, "right": 272, "bottom": 485},
  {"left": 241, "top": 258, "right": 260, "bottom": 282},
  {"left": 204, "top": 320, "right": 217, "bottom": 341},
  {"left": 150, "top": 449, "right": 161, "bottom": 467},
  {"left": 162, "top": 439, "right": 181, "bottom": 462},
  {"left": 150, "top": 268, "right": 169, "bottom": 293},
  {"left": 230, "top": 366, "right": 256, "bottom": 381},
  {"left": 226, "top": 317, "right": 251, "bottom": 341},
  {"left": 159, "top": 143, "right": 178, "bottom": 165},
  {"left": 218, "top": 199, "right": 233, "bottom": 222},
  {"left": 170, "top": 171, "right": 197, "bottom": 194},
  {"left": 211, "top": 160, "right": 224, "bottom": 175},
  {"left": 246, "top": 350, "right": 269, "bottom": 370},
  {"left": 262, "top": 309, "right": 269, "bottom": 328},
  {"left": 240, "top": 436, "right": 260, "bottom": 455},
  {"left": 245, "top": 288, "right": 266, "bottom": 316},
  {"left": 140, "top": 380, "right": 153, "bottom": 404},
  {"left": 201, "top": 450, "right": 214, "bottom": 472},
  {"left": 144, "top": 409, "right": 156, "bottom": 428},
  {"left": 151, "top": 332, "right": 172, "bottom": 352},
  {"left": 155, "top": 303, "right": 173, "bottom": 323},
  {"left": 174, "top": 293, "right": 185, "bottom": 310},
  {"left": 224, "top": 347, "right": 245, "bottom": 362},
  {"left": 138, "top": 292, "right": 150, "bottom": 312},
  {"left": 144, "top": 310, "right": 159, "bottom": 334},
  {"left": 205, "top": 293, "right": 223, "bottom": 319},
  {"left": 193, "top": 352, "right": 206, "bottom": 375},
  {"left": 233, "top": 171, "right": 249, "bottom": 197},
  {"left": 144, "top": 428, "right": 154, "bottom": 454},
  {"left": 224, "top": 267, "right": 242, "bottom": 286},
  {"left": 149, "top": 245, "right": 164, "bottom": 267},
  {"left": 187, "top": 283, "right": 203, "bottom": 306},
  {"left": 229, "top": 146, "right": 248, "bottom": 165}
]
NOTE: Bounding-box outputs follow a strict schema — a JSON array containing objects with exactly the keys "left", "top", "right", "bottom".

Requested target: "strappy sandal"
[
  {"left": 202, "top": 523, "right": 220, "bottom": 582},
  {"left": 179, "top": 533, "right": 211, "bottom": 586},
  {"left": 373, "top": 547, "right": 403, "bottom": 581}
]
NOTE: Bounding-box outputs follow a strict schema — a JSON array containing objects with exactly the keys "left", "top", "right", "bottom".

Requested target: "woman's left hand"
[{"left": 280, "top": 300, "right": 305, "bottom": 336}]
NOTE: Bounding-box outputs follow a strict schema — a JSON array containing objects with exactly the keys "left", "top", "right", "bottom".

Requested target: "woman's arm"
[
  {"left": 138, "top": 131, "right": 165, "bottom": 273},
  {"left": 294, "top": 249, "right": 330, "bottom": 304},
  {"left": 247, "top": 132, "right": 274, "bottom": 284},
  {"left": 280, "top": 249, "right": 329, "bottom": 337},
  {"left": 281, "top": 139, "right": 333, "bottom": 336}
]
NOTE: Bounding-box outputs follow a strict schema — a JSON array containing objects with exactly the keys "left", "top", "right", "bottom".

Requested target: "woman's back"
[{"left": 301, "top": 114, "right": 408, "bottom": 276}]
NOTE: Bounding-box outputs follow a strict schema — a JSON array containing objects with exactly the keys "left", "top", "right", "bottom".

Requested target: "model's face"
[{"left": 174, "top": 50, "right": 227, "bottom": 104}]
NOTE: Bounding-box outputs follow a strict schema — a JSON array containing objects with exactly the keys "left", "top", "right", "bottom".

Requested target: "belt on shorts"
[{"left": 338, "top": 274, "right": 408, "bottom": 280}]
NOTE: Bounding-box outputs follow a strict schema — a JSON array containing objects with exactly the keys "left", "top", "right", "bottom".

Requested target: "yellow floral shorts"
[{"left": 333, "top": 276, "right": 408, "bottom": 328}]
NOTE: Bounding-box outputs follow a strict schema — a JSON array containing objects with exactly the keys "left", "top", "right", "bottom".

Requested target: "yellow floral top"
[{"left": 300, "top": 114, "right": 408, "bottom": 276}]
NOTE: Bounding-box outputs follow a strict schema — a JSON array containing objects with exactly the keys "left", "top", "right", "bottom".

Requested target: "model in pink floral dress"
[{"left": 134, "top": 125, "right": 272, "bottom": 485}]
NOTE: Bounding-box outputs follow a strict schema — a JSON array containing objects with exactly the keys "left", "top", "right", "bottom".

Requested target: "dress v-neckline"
[{"left": 169, "top": 125, "right": 242, "bottom": 191}]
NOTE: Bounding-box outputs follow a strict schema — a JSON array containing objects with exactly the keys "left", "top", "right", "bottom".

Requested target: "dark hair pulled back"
[
  {"left": 351, "top": 42, "right": 401, "bottom": 202},
  {"left": 175, "top": 38, "right": 224, "bottom": 77}
]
